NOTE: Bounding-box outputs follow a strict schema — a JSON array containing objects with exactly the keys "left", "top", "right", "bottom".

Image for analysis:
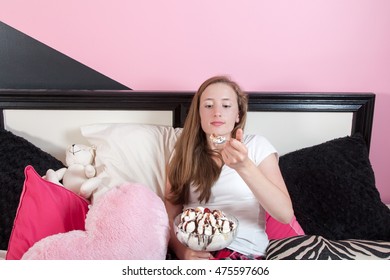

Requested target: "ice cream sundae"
[{"left": 174, "top": 207, "right": 238, "bottom": 251}]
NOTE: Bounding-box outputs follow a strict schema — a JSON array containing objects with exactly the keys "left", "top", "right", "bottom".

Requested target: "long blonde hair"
[{"left": 166, "top": 76, "right": 248, "bottom": 204}]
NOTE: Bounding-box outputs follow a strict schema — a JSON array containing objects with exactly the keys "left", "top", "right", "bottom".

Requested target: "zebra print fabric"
[{"left": 266, "top": 235, "right": 390, "bottom": 260}]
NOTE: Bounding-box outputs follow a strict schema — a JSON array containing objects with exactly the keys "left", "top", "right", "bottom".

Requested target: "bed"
[{"left": 1, "top": 89, "right": 389, "bottom": 260}]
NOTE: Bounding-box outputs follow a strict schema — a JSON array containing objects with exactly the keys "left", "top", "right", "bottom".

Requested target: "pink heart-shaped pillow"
[{"left": 22, "top": 183, "right": 169, "bottom": 260}]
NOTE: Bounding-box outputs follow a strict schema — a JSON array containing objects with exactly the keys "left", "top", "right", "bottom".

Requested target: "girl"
[{"left": 165, "top": 76, "right": 294, "bottom": 260}]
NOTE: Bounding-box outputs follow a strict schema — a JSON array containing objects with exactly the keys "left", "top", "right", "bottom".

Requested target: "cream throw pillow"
[{"left": 81, "top": 123, "right": 180, "bottom": 199}]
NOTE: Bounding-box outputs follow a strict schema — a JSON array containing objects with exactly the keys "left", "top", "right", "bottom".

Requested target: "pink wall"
[{"left": 1, "top": 1, "right": 389, "bottom": 202}]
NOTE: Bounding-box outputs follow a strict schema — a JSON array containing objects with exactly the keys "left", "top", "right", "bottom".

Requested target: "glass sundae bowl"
[{"left": 173, "top": 207, "right": 238, "bottom": 252}]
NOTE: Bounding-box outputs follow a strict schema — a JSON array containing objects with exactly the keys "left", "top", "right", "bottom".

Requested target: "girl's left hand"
[{"left": 221, "top": 129, "right": 249, "bottom": 169}]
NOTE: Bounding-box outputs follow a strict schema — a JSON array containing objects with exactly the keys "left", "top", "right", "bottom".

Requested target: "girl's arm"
[{"left": 221, "top": 129, "right": 294, "bottom": 223}]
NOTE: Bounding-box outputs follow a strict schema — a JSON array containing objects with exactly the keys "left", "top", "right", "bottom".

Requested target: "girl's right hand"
[{"left": 176, "top": 247, "right": 212, "bottom": 260}]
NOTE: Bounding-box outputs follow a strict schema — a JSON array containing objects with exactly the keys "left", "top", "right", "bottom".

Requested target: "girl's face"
[{"left": 199, "top": 83, "right": 240, "bottom": 146}]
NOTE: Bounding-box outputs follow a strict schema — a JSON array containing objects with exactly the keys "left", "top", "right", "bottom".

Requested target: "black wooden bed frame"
[{"left": 0, "top": 90, "right": 375, "bottom": 150}]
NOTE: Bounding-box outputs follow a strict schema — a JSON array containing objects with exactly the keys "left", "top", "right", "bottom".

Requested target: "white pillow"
[{"left": 81, "top": 123, "right": 180, "bottom": 199}]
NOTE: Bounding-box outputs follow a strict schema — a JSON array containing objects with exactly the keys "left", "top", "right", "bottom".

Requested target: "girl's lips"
[{"left": 210, "top": 121, "right": 225, "bottom": 126}]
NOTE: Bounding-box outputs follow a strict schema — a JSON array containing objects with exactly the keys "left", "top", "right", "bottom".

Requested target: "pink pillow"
[
  {"left": 266, "top": 212, "right": 305, "bottom": 240},
  {"left": 6, "top": 165, "right": 89, "bottom": 260},
  {"left": 22, "top": 183, "right": 169, "bottom": 260}
]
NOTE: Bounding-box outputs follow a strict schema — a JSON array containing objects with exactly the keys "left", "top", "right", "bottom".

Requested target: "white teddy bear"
[{"left": 44, "top": 144, "right": 103, "bottom": 202}]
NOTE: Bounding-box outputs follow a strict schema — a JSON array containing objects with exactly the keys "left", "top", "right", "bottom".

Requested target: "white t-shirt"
[{"left": 184, "top": 134, "right": 277, "bottom": 256}]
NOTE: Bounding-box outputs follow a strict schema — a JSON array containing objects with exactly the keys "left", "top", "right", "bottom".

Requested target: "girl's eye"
[
  {"left": 223, "top": 104, "right": 232, "bottom": 108},
  {"left": 205, "top": 104, "right": 213, "bottom": 108}
]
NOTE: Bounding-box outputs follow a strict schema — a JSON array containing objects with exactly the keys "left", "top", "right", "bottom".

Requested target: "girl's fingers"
[{"left": 235, "top": 128, "right": 243, "bottom": 142}]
